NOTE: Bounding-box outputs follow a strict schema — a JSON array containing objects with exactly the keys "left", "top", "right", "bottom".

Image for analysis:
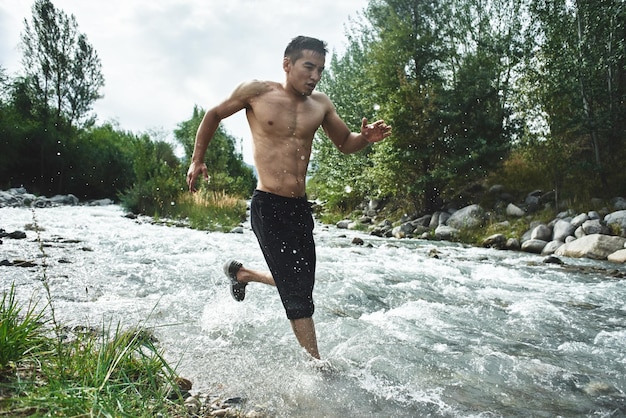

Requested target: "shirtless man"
[{"left": 186, "top": 36, "right": 391, "bottom": 360}]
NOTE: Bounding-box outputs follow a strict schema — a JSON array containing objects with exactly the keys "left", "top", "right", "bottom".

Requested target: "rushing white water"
[{"left": 1, "top": 205, "right": 625, "bottom": 417}]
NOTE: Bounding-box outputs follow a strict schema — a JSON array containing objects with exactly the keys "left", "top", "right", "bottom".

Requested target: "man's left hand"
[{"left": 361, "top": 118, "right": 392, "bottom": 143}]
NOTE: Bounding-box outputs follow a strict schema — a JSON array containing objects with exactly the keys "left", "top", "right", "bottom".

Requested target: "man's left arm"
[{"left": 322, "top": 104, "right": 392, "bottom": 154}]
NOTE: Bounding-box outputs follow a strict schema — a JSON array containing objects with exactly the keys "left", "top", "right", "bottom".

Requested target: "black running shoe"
[{"left": 223, "top": 259, "right": 247, "bottom": 301}]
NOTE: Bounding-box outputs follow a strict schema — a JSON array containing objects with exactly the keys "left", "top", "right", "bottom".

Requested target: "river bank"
[
  {"left": 334, "top": 186, "right": 626, "bottom": 264},
  {"left": 3, "top": 186, "right": 626, "bottom": 265}
]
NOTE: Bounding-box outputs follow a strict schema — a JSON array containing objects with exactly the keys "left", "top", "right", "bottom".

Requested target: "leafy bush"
[{"left": 119, "top": 136, "right": 183, "bottom": 216}]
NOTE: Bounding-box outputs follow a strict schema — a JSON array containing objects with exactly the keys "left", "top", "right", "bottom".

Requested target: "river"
[{"left": 1, "top": 205, "right": 625, "bottom": 417}]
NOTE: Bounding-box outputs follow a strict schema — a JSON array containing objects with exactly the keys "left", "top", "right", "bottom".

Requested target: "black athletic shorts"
[{"left": 250, "top": 189, "right": 316, "bottom": 320}]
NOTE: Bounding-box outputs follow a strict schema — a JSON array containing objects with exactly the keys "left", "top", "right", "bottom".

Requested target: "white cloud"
[{"left": 0, "top": 0, "right": 368, "bottom": 162}]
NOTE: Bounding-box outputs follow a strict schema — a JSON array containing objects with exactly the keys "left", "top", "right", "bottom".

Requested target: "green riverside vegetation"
[
  {"left": 1, "top": 218, "right": 190, "bottom": 417},
  {"left": 1, "top": 285, "right": 188, "bottom": 417}
]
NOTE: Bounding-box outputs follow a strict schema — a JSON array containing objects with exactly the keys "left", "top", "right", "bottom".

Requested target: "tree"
[
  {"left": 526, "top": 0, "right": 626, "bottom": 198},
  {"left": 312, "top": 31, "right": 380, "bottom": 210},
  {"left": 20, "top": 0, "right": 104, "bottom": 129},
  {"left": 355, "top": 0, "right": 519, "bottom": 213},
  {"left": 174, "top": 105, "right": 256, "bottom": 197},
  {"left": 64, "top": 124, "right": 137, "bottom": 199},
  {"left": 118, "top": 133, "right": 182, "bottom": 215},
  {"left": 436, "top": 0, "right": 523, "bottom": 205},
  {"left": 365, "top": 0, "right": 450, "bottom": 213}
]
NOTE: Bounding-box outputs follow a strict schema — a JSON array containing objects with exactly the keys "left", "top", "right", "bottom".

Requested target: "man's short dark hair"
[{"left": 284, "top": 36, "right": 327, "bottom": 62}]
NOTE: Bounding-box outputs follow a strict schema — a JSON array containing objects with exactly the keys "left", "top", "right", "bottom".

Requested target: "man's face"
[{"left": 284, "top": 50, "right": 325, "bottom": 96}]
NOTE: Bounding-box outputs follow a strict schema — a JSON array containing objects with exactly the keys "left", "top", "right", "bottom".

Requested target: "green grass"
[
  {"left": 174, "top": 190, "right": 248, "bottom": 231},
  {"left": 0, "top": 285, "right": 188, "bottom": 417},
  {"left": 0, "top": 285, "right": 48, "bottom": 369}
]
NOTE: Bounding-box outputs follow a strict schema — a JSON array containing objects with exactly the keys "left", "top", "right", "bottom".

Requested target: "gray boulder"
[
  {"left": 608, "top": 249, "right": 626, "bottom": 263},
  {"left": 588, "top": 211, "right": 601, "bottom": 220},
  {"left": 411, "top": 215, "right": 432, "bottom": 227},
  {"left": 555, "top": 234, "right": 626, "bottom": 260},
  {"left": 552, "top": 219, "right": 576, "bottom": 242},
  {"left": 438, "top": 212, "right": 451, "bottom": 226},
  {"left": 88, "top": 198, "right": 114, "bottom": 206},
  {"left": 531, "top": 224, "right": 552, "bottom": 241},
  {"left": 32, "top": 197, "right": 52, "bottom": 208},
  {"left": 336, "top": 220, "right": 351, "bottom": 229},
  {"left": 605, "top": 210, "right": 626, "bottom": 236},
  {"left": 482, "top": 234, "right": 507, "bottom": 249},
  {"left": 570, "top": 213, "right": 589, "bottom": 228},
  {"left": 521, "top": 239, "right": 547, "bottom": 254},
  {"left": 0, "top": 188, "right": 38, "bottom": 207},
  {"left": 50, "top": 194, "right": 79, "bottom": 206},
  {"left": 581, "top": 219, "right": 610, "bottom": 235},
  {"left": 506, "top": 203, "right": 525, "bottom": 217},
  {"left": 435, "top": 225, "right": 459, "bottom": 241},
  {"left": 541, "top": 240, "right": 564, "bottom": 255},
  {"left": 392, "top": 222, "right": 415, "bottom": 239},
  {"left": 0, "top": 191, "right": 20, "bottom": 207},
  {"left": 447, "top": 204, "right": 487, "bottom": 229},
  {"left": 506, "top": 238, "right": 520, "bottom": 250}
]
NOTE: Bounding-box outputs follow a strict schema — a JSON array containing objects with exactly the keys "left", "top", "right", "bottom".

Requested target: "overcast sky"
[{"left": 0, "top": 0, "right": 369, "bottom": 163}]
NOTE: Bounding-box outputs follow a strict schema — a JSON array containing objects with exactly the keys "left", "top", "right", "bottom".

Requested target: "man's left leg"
[{"left": 290, "top": 317, "right": 320, "bottom": 359}]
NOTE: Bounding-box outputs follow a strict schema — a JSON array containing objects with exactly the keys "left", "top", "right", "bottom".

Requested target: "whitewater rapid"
[{"left": 1, "top": 205, "right": 625, "bottom": 417}]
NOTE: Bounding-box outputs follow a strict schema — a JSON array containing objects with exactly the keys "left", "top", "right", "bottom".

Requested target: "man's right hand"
[{"left": 186, "top": 161, "right": 209, "bottom": 192}]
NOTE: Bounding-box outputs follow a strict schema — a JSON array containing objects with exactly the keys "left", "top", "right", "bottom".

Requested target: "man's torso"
[{"left": 245, "top": 82, "right": 328, "bottom": 198}]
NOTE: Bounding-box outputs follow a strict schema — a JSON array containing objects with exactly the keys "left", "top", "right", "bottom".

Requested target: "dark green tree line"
[
  {"left": 0, "top": 0, "right": 108, "bottom": 196},
  {"left": 1, "top": 0, "right": 252, "bottom": 222},
  {"left": 313, "top": 0, "right": 624, "bottom": 218},
  {"left": 5, "top": 0, "right": 624, "bottom": 222}
]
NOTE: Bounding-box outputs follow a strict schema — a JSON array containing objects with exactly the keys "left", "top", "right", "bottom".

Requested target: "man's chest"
[{"left": 248, "top": 94, "right": 326, "bottom": 138}]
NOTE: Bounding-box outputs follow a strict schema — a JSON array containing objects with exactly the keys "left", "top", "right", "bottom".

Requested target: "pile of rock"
[
  {"left": 0, "top": 187, "right": 113, "bottom": 208},
  {"left": 336, "top": 188, "right": 626, "bottom": 264},
  {"left": 513, "top": 209, "right": 626, "bottom": 263}
]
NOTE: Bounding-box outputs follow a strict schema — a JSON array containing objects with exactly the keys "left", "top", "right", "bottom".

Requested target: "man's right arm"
[{"left": 187, "top": 81, "right": 269, "bottom": 192}]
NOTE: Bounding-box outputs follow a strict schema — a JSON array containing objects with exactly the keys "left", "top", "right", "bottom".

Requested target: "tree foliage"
[
  {"left": 118, "top": 133, "right": 182, "bottom": 215},
  {"left": 313, "top": 31, "right": 378, "bottom": 211},
  {"left": 523, "top": 0, "right": 626, "bottom": 197},
  {"left": 173, "top": 105, "right": 256, "bottom": 197},
  {"left": 3, "top": 0, "right": 624, "bottom": 222},
  {"left": 313, "top": 0, "right": 522, "bottom": 214},
  {"left": 313, "top": 0, "right": 625, "bottom": 217},
  {"left": 20, "top": 0, "right": 104, "bottom": 129},
  {"left": 0, "top": 0, "right": 251, "bottom": 224}
]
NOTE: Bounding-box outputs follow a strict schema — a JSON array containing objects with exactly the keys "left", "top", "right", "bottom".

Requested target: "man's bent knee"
[{"left": 285, "top": 304, "right": 315, "bottom": 321}]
